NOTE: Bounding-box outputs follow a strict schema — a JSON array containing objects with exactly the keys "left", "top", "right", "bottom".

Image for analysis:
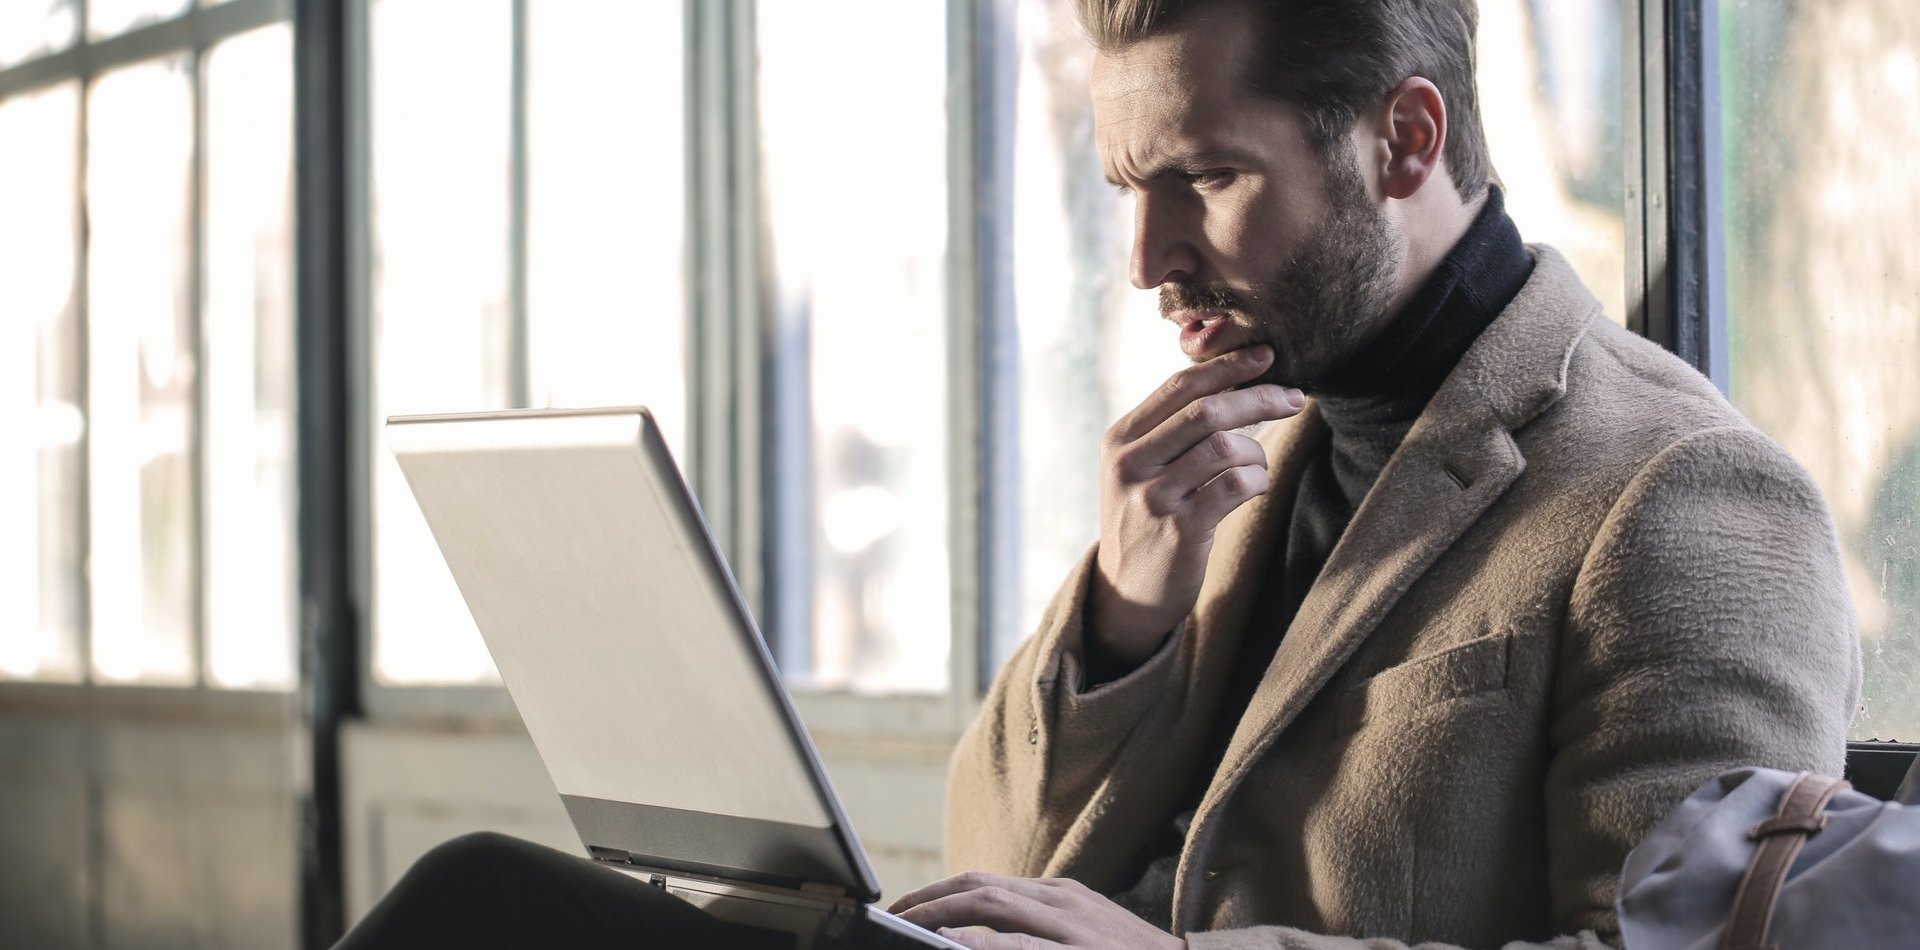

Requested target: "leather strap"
[{"left": 1721, "top": 772, "right": 1850, "bottom": 950}]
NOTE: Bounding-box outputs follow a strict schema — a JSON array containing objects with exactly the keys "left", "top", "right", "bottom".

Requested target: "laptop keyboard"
[{"left": 828, "top": 906, "right": 970, "bottom": 949}]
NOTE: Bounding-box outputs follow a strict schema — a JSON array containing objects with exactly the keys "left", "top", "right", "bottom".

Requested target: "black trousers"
[{"left": 334, "top": 832, "right": 798, "bottom": 949}]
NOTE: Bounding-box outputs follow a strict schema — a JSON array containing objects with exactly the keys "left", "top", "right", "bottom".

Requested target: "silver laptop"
[{"left": 387, "top": 406, "right": 964, "bottom": 949}]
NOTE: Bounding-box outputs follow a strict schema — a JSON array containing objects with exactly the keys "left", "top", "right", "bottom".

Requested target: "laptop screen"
[{"left": 389, "top": 409, "right": 876, "bottom": 897}]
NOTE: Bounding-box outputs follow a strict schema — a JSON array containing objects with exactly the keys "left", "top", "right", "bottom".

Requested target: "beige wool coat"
[{"left": 945, "top": 248, "right": 1862, "bottom": 949}]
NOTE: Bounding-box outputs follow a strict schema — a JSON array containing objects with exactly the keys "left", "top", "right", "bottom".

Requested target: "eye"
[{"left": 1184, "top": 169, "right": 1233, "bottom": 190}]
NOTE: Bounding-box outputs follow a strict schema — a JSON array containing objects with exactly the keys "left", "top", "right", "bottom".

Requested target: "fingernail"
[
  {"left": 1284, "top": 388, "right": 1306, "bottom": 409},
  {"left": 1249, "top": 345, "right": 1274, "bottom": 363}
]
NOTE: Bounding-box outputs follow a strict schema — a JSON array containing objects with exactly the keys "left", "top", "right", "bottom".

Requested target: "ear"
[{"left": 1376, "top": 77, "right": 1447, "bottom": 200}]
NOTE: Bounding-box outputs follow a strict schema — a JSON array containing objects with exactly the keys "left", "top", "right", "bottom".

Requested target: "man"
[
  {"left": 336, "top": 1, "right": 1857, "bottom": 947},
  {"left": 886, "top": 1, "right": 1859, "bottom": 948}
]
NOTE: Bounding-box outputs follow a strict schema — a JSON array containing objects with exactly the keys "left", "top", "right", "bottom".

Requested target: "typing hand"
[{"left": 890, "top": 872, "right": 1186, "bottom": 950}]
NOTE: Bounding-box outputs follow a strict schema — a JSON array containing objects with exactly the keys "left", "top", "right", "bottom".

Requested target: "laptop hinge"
[{"left": 588, "top": 846, "right": 852, "bottom": 906}]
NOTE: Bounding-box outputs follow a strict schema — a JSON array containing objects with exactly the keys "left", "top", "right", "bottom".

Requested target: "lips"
[{"left": 1176, "top": 311, "right": 1239, "bottom": 359}]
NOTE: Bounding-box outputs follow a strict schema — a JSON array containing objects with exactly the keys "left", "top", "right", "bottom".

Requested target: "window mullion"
[
  {"left": 1623, "top": 0, "right": 1667, "bottom": 347},
  {"left": 75, "top": 0, "right": 95, "bottom": 688},
  {"left": 686, "top": 0, "right": 767, "bottom": 633},
  {"left": 293, "top": 0, "right": 358, "bottom": 941},
  {"left": 190, "top": 44, "right": 209, "bottom": 689},
  {"left": 507, "top": 0, "right": 529, "bottom": 409},
  {"left": 1664, "top": 0, "right": 1729, "bottom": 389}
]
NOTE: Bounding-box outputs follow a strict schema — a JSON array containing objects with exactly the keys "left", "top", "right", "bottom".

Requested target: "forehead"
[{"left": 1089, "top": 7, "right": 1300, "bottom": 169}]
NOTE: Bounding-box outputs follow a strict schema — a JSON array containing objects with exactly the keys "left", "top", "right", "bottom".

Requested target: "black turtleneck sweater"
[{"left": 1106, "top": 187, "right": 1534, "bottom": 929}]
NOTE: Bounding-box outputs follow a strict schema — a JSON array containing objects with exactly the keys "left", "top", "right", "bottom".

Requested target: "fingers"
[
  {"left": 1181, "top": 462, "right": 1273, "bottom": 531},
  {"left": 1109, "top": 345, "right": 1277, "bottom": 444},
  {"left": 892, "top": 874, "right": 1087, "bottom": 943},
  {"left": 889, "top": 872, "right": 1065, "bottom": 916},
  {"left": 1137, "top": 428, "right": 1268, "bottom": 514},
  {"left": 1123, "top": 382, "right": 1303, "bottom": 472}
]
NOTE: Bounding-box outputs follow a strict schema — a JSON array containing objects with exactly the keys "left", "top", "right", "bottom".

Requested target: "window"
[
  {"left": 351, "top": 0, "right": 1920, "bottom": 749},
  {"left": 0, "top": 4, "right": 296, "bottom": 691},
  {"left": 365, "top": 0, "right": 689, "bottom": 689},
  {"left": 1720, "top": 0, "right": 1920, "bottom": 741}
]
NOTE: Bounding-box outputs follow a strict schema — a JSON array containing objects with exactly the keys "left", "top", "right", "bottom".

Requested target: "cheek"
[{"left": 1206, "top": 190, "right": 1308, "bottom": 282}]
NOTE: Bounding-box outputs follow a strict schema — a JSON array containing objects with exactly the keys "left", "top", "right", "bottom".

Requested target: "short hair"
[{"left": 1077, "top": 0, "right": 1490, "bottom": 201}]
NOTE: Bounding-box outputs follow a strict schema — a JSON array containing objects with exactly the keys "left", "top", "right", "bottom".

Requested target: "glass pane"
[
  {"left": 87, "top": 58, "right": 197, "bottom": 685},
  {"left": 759, "top": 1, "right": 951, "bottom": 693},
  {"left": 0, "top": 0, "right": 79, "bottom": 69},
  {"left": 202, "top": 24, "right": 297, "bottom": 690},
  {"left": 1007, "top": 0, "right": 1184, "bottom": 659},
  {"left": 1480, "top": 0, "right": 1627, "bottom": 324},
  {"left": 87, "top": 0, "right": 191, "bottom": 39},
  {"left": 368, "top": 0, "right": 513, "bottom": 685},
  {"left": 0, "top": 83, "right": 85, "bottom": 682},
  {"left": 524, "top": 0, "right": 687, "bottom": 458},
  {"left": 1722, "top": 0, "right": 1920, "bottom": 741}
]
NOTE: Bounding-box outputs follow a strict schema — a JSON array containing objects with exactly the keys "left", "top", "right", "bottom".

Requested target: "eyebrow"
[{"left": 1103, "top": 147, "right": 1263, "bottom": 189}]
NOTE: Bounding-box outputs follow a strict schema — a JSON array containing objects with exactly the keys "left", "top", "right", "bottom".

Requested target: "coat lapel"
[{"left": 1171, "top": 246, "right": 1602, "bottom": 930}]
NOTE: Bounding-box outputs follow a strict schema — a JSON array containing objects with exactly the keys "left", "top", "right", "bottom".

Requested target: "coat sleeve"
[
  {"left": 1181, "top": 426, "right": 1859, "bottom": 950},
  {"left": 1185, "top": 928, "right": 1614, "bottom": 949},
  {"left": 944, "top": 543, "right": 1195, "bottom": 877}
]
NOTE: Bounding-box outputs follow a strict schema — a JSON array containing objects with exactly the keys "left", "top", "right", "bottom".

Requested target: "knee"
[{"left": 409, "top": 830, "right": 536, "bottom": 880}]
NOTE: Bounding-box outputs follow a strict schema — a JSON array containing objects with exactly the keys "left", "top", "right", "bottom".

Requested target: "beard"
[{"left": 1160, "top": 155, "right": 1400, "bottom": 391}]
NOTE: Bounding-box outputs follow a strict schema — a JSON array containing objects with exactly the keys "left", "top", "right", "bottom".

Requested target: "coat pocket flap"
[{"left": 1335, "top": 631, "right": 1512, "bottom": 733}]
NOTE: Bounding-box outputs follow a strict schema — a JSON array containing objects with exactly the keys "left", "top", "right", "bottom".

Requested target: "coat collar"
[{"left": 1170, "top": 246, "right": 1602, "bottom": 929}]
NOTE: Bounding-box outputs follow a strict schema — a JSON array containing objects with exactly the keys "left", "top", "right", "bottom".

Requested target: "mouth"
[{"left": 1175, "top": 311, "right": 1238, "bottom": 360}]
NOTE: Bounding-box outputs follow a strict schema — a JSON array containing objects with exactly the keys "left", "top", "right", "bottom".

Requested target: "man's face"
[{"left": 1092, "top": 4, "right": 1402, "bottom": 391}]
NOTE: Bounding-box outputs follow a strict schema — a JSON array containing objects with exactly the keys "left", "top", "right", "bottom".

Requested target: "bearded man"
[{"left": 887, "top": 1, "right": 1859, "bottom": 948}]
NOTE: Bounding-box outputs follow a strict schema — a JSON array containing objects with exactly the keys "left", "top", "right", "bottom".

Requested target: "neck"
[
  {"left": 1381, "top": 184, "right": 1487, "bottom": 320},
  {"left": 1315, "top": 184, "right": 1530, "bottom": 403}
]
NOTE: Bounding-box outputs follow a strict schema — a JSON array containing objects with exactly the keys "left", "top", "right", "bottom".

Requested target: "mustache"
[{"left": 1160, "top": 283, "right": 1253, "bottom": 318}]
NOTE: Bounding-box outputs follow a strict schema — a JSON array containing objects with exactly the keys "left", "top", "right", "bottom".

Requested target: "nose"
[{"left": 1128, "top": 191, "right": 1200, "bottom": 290}]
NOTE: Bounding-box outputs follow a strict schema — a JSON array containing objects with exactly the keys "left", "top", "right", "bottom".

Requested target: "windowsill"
[{"left": 0, "top": 680, "right": 297, "bottom": 726}]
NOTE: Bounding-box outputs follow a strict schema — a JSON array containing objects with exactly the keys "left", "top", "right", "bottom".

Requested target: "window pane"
[
  {"left": 1479, "top": 0, "right": 1627, "bottom": 324},
  {"left": 1006, "top": 0, "right": 1184, "bottom": 658},
  {"left": 1722, "top": 0, "right": 1920, "bottom": 741},
  {"left": 0, "top": 83, "right": 85, "bottom": 682},
  {"left": 203, "top": 24, "right": 296, "bottom": 690},
  {"left": 368, "top": 0, "right": 513, "bottom": 685},
  {"left": 759, "top": 1, "right": 951, "bottom": 693},
  {"left": 87, "top": 58, "right": 197, "bottom": 685},
  {"left": 524, "top": 0, "right": 687, "bottom": 458},
  {"left": 87, "top": 0, "right": 191, "bottom": 39},
  {"left": 0, "top": 0, "right": 78, "bottom": 69}
]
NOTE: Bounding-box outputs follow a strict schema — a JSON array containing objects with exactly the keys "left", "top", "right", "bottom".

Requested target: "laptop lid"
[{"left": 386, "top": 407, "right": 881, "bottom": 903}]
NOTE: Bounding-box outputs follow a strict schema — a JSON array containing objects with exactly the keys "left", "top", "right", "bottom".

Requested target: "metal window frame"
[{"left": 1624, "top": 0, "right": 1729, "bottom": 391}]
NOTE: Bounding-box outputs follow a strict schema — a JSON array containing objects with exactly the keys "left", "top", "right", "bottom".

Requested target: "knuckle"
[
  {"left": 1186, "top": 396, "right": 1222, "bottom": 430},
  {"left": 1141, "top": 487, "right": 1177, "bottom": 518},
  {"left": 1205, "top": 429, "right": 1237, "bottom": 460},
  {"left": 1163, "top": 367, "right": 1198, "bottom": 400}
]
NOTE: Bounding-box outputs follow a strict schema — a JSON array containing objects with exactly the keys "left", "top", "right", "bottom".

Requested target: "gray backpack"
[{"left": 1616, "top": 762, "right": 1920, "bottom": 949}]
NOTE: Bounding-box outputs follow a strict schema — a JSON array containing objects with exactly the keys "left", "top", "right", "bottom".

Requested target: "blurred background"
[{"left": 0, "top": 0, "right": 1912, "bottom": 946}]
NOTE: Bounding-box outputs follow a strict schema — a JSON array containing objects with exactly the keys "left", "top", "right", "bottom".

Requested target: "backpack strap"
[{"left": 1721, "top": 772, "right": 1851, "bottom": 950}]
